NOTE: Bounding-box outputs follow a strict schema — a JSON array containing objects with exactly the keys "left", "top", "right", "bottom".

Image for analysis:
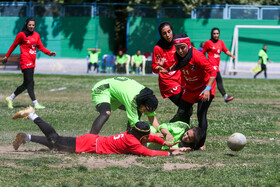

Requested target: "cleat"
[
  {"left": 13, "top": 133, "right": 27, "bottom": 150},
  {"left": 12, "top": 106, "right": 35, "bottom": 119},
  {"left": 6, "top": 97, "right": 13, "bottom": 109},
  {"left": 225, "top": 96, "right": 234, "bottom": 103},
  {"left": 35, "top": 104, "right": 45, "bottom": 109}
]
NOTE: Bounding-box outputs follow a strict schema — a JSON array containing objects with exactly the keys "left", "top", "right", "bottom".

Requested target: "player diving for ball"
[{"left": 12, "top": 106, "right": 185, "bottom": 156}]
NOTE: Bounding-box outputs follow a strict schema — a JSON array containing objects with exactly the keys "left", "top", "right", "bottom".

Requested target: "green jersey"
[
  {"left": 116, "top": 55, "right": 128, "bottom": 64},
  {"left": 150, "top": 121, "right": 190, "bottom": 150},
  {"left": 258, "top": 49, "right": 268, "bottom": 65},
  {"left": 88, "top": 51, "right": 101, "bottom": 64},
  {"left": 132, "top": 54, "right": 144, "bottom": 66},
  {"left": 91, "top": 77, "right": 155, "bottom": 126}
]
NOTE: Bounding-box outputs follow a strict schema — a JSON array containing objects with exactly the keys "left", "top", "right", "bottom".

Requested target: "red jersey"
[
  {"left": 75, "top": 132, "right": 169, "bottom": 157},
  {"left": 202, "top": 39, "right": 229, "bottom": 72},
  {"left": 175, "top": 48, "right": 216, "bottom": 103},
  {"left": 152, "top": 45, "right": 182, "bottom": 98},
  {"left": 5, "top": 31, "right": 51, "bottom": 70}
]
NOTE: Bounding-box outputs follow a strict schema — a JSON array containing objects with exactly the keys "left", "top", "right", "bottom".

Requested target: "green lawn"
[{"left": 0, "top": 73, "right": 279, "bottom": 186}]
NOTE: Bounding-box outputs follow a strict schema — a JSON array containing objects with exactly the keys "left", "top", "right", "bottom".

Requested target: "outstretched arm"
[
  {"left": 37, "top": 36, "right": 55, "bottom": 56},
  {"left": 1, "top": 32, "right": 23, "bottom": 64}
]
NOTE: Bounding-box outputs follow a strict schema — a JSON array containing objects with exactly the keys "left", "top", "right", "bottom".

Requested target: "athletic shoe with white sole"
[
  {"left": 13, "top": 132, "right": 27, "bottom": 150},
  {"left": 6, "top": 97, "right": 13, "bottom": 109},
  {"left": 35, "top": 104, "right": 45, "bottom": 109},
  {"left": 12, "top": 106, "right": 35, "bottom": 120}
]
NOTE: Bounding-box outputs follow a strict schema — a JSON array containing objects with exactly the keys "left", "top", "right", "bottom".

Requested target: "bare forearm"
[
  {"left": 226, "top": 51, "right": 235, "bottom": 58},
  {"left": 148, "top": 116, "right": 160, "bottom": 130},
  {"left": 207, "top": 77, "right": 216, "bottom": 87}
]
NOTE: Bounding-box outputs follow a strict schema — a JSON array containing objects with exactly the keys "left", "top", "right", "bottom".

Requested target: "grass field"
[{"left": 0, "top": 73, "right": 279, "bottom": 186}]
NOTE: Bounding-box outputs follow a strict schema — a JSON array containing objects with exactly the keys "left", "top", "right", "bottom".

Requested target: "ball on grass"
[{"left": 227, "top": 133, "right": 246, "bottom": 151}]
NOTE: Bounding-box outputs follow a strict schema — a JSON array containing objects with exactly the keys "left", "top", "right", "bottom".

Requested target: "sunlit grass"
[{"left": 0, "top": 73, "right": 279, "bottom": 186}]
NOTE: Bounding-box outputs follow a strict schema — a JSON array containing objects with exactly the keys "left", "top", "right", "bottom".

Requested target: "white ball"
[{"left": 227, "top": 133, "right": 246, "bottom": 151}]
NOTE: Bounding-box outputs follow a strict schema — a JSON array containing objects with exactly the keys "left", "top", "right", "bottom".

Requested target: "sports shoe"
[
  {"left": 13, "top": 133, "right": 27, "bottom": 150},
  {"left": 12, "top": 106, "right": 35, "bottom": 119},
  {"left": 225, "top": 96, "right": 234, "bottom": 103},
  {"left": 35, "top": 104, "right": 45, "bottom": 109},
  {"left": 6, "top": 97, "right": 13, "bottom": 109}
]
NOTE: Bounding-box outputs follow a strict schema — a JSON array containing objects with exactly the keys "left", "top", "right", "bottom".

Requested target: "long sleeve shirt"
[
  {"left": 152, "top": 45, "right": 181, "bottom": 97},
  {"left": 75, "top": 132, "right": 169, "bottom": 156},
  {"left": 5, "top": 31, "right": 51, "bottom": 70}
]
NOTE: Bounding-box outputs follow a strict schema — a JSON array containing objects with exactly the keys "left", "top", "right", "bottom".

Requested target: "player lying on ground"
[
  {"left": 91, "top": 77, "right": 161, "bottom": 136},
  {"left": 12, "top": 107, "right": 186, "bottom": 156},
  {"left": 149, "top": 121, "right": 204, "bottom": 151}
]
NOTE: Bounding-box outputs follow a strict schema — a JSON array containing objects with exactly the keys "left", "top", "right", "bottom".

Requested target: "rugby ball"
[{"left": 227, "top": 133, "right": 246, "bottom": 151}]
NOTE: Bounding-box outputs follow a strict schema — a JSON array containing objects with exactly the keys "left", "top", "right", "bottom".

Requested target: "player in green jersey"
[
  {"left": 149, "top": 121, "right": 204, "bottom": 150},
  {"left": 90, "top": 77, "right": 161, "bottom": 135},
  {"left": 254, "top": 45, "right": 272, "bottom": 79}
]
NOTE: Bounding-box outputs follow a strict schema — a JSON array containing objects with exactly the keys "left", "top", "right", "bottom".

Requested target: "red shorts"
[
  {"left": 182, "top": 85, "right": 216, "bottom": 104},
  {"left": 160, "top": 85, "right": 182, "bottom": 98},
  {"left": 75, "top": 134, "right": 99, "bottom": 153}
]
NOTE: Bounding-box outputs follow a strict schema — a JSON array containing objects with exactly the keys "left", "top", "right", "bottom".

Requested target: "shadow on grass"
[{"left": 225, "top": 153, "right": 239, "bottom": 157}]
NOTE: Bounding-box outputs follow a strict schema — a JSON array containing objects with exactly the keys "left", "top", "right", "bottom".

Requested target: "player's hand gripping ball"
[{"left": 227, "top": 133, "right": 246, "bottom": 151}]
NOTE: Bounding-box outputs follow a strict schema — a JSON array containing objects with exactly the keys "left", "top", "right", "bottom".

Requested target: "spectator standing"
[{"left": 254, "top": 45, "right": 272, "bottom": 79}]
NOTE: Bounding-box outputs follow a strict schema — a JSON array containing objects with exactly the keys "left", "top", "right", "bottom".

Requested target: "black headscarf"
[
  {"left": 210, "top": 27, "right": 220, "bottom": 43},
  {"left": 22, "top": 18, "right": 35, "bottom": 37},
  {"left": 136, "top": 87, "right": 158, "bottom": 112},
  {"left": 129, "top": 121, "right": 150, "bottom": 141},
  {"left": 173, "top": 34, "right": 193, "bottom": 71},
  {"left": 156, "top": 22, "right": 174, "bottom": 50}
]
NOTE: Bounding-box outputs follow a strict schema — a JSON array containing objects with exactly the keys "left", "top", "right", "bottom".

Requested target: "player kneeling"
[{"left": 12, "top": 106, "right": 185, "bottom": 156}]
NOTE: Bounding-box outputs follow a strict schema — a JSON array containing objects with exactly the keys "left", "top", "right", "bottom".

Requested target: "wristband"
[
  {"left": 201, "top": 86, "right": 211, "bottom": 95},
  {"left": 205, "top": 85, "right": 211, "bottom": 91}
]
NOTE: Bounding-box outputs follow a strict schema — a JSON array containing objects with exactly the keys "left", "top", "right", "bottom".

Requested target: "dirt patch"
[
  {"left": 77, "top": 156, "right": 145, "bottom": 169},
  {"left": 163, "top": 163, "right": 204, "bottom": 170},
  {"left": 0, "top": 145, "right": 262, "bottom": 171}
]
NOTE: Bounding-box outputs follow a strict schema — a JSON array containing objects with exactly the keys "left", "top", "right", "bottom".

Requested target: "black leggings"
[
  {"left": 216, "top": 71, "right": 226, "bottom": 97},
  {"left": 31, "top": 117, "right": 76, "bottom": 153},
  {"left": 168, "top": 92, "right": 182, "bottom": 107},
  {"left": 254, "top": 64, "right": 267, "bottom": 78},
  {"left": 90, "top": 103, "right": 111, "bottom": 134},
  {"left": 170, "top": 96, "right": 213, "bottom": 148},
  {"left": 14, "top": 67, "right": 36, "bottom": 101},
  {"left": 88, "top": 63, "right": 98, "bottom": 72}
]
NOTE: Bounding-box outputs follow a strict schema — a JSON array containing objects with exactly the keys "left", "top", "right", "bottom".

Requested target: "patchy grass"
[{"left": 0, "top": 73, "right": 279, "bottom": 186}]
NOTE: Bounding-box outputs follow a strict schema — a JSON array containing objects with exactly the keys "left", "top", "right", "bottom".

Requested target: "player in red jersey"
[
  {"left": 152, "top": 22, "right": 182, "bottom": 107},
  {"left": 202, "top": 28, "right": 235, "bottom": 103},
  {"left": 156, "top": 34, "right": 216, "bottom": 150},
  {"left": 1, "top": 18, "right": 56, "bottom": 109},
  {"left": 12, "top": 106, "right": 185, "bottom": 156}
]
